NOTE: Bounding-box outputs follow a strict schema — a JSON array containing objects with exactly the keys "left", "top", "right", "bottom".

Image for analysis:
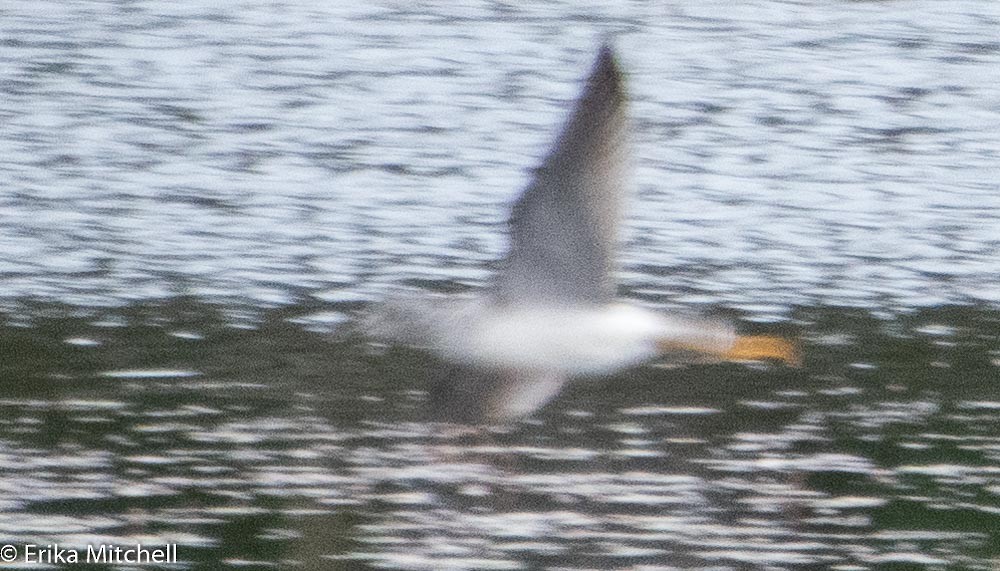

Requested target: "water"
[
  {"left": 2, "top": 303, "right": 998, "bottom": 569},
  {"left": 2, "top": 1, "right": 999, "bottom": 569}
]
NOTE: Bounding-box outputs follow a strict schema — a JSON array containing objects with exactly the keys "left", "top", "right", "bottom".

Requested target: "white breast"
[{"left": 439, "top": 303, "right": 669, "bottom": 375}]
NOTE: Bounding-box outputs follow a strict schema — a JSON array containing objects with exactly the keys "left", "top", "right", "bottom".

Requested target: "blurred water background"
[{"left": 1, "top": 1, "right": 999, "bottom": 569}]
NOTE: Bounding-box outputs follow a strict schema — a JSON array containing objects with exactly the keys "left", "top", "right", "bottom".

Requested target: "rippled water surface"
[
  {"left": 2, "top": 303, "right": 999, "bottom": 569},
  {"left": 2, "top": 1, "right": 999, "bottom": 569}
]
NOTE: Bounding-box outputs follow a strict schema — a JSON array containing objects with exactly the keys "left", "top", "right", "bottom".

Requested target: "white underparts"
[{"left": 436, "top": 302, "right": 736, "bottom": 376}]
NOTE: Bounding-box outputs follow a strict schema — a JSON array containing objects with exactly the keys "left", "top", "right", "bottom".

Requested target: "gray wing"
[
  {"left": 494, "top": 45, "right": 630, "bottom": 306},
  {"left": 430, "top": 362, "right": 567, "bottom": 424}
]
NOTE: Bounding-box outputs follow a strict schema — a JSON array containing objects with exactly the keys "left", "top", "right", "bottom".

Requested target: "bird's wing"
[
  {"left": 493, "top": 45, "right": 630, "bottom": 306},
  {"left": 430, "top": 363, "right": 566, "bottom": 423}
]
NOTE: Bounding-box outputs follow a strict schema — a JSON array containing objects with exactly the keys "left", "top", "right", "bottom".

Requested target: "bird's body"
[
  {"left": 367, "top": 44, "right": 798, "bottom": 423},
  {"left": 426, "top": 301, "right": 735, "bottom": 375}
]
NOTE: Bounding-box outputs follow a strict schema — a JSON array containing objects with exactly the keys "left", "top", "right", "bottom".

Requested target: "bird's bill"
[
  {"left": 655, "top": 333, "right": 801, "bottom": 367},
  {"left": 723, "top": 334, "right": 801, "bottom": 367}
]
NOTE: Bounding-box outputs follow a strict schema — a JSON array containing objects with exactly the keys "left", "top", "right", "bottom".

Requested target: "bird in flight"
[{"left": 368, "top": 44, "right": 799, "bottom": 423}]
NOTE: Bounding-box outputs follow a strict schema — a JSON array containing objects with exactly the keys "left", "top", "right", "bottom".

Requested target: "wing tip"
[
  {"left": 592, "top": 41, "right": 625, "bottom": 95},
  {"left": 596, "top": 41, "right": 617, "bottom": 66}
]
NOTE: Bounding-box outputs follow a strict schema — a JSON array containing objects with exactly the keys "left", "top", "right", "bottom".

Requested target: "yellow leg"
[{"left": 724, "top": 335, "right": 801, "bottom": 367}]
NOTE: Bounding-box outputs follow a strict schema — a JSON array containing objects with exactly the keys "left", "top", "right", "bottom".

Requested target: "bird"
[{"left": 367, "top": 44, "right": 799, "bottom": 424}]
